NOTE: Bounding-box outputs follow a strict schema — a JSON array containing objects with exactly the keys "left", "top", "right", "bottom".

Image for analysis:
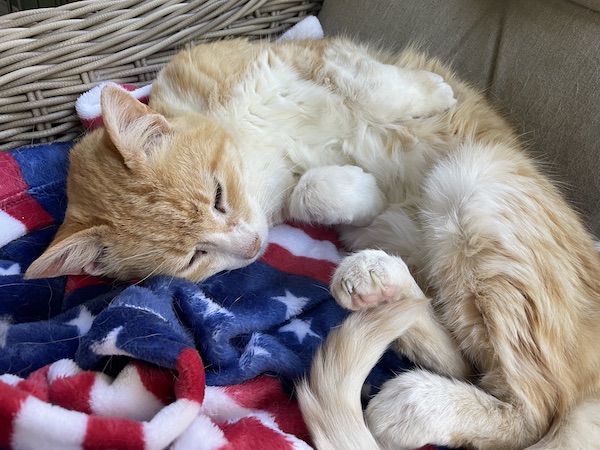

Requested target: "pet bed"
[{"left": 0, "top": 4, "right": 435, "bottom": 450}]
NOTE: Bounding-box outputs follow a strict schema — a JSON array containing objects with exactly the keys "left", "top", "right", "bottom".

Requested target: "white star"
[
  {"left": 67, "top": 306, "right": 94, "bottom": 335},
  {"left": 244, "top": 333, "right": 271, "bottom": 358},
  {"left": 248, "top": 345, "right": 271, "bottom": 358},
  {"left": 0, "top": 316, "right": 11, "bottom": 349},
  {"left": 0, "top": 263, "right": 20, "bottom": 276},
  {"left": 195, "top": 291, "right": 233, "bottom": 318},
  {"left": 272, "top": 290, "right": 310, "bottom": 320},
  {"left": 279, "top": 319, "right": 320, "bottom": 343},
  {"left": 239, "top": 334, "right": 272, "bottom": 369},
  {"left": 90, "top": 326, "right": 135, "bottom": 358}
]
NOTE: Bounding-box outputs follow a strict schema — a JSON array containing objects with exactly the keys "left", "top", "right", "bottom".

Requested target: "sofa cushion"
[
  {"left": 319, "top": 0, "right": 600, "bottom": 237},
  {"left": 570, "top": 0, "right": 600, "bottom": 12}
]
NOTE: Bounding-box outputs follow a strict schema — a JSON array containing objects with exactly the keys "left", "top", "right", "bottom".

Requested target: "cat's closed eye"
[
  {"left": 214, "top": 180, "right": 226, "bottom": 214},
  {"left": 188, "top": 248, "right": 208, "bottom": 267}
]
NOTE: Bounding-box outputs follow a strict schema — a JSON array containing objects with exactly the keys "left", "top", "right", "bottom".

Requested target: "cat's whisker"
[{"left": 134, "top": 257, "right": 172, "bottom": 285}]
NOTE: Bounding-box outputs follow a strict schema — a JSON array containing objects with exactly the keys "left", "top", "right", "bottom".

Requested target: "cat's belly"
[{"left": 215, "top": 52, "right": 408, "bottom": 181}]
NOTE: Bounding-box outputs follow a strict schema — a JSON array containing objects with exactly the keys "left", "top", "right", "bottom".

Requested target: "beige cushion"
[
  {"left": 570, "top": 0, "right": 600, "bottom": 12},
  {"left": 319, "top": 0, "right": 600, "bottom": 237}
]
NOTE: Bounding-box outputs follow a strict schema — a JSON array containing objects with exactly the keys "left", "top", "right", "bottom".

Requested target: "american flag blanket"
[{"left": 0, "top": 142, "right": 424, "bottom": 450}]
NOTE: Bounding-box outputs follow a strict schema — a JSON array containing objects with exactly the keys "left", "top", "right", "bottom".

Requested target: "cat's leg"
[
  {"left": 365, "top": 369, "right": 537, "bottom": 450},
  {"left": 319, "top": 43, "right": 457, "bottom": 122},
  {"left": 337, "top": 203, "right": 422, "bottom": 267},
  {"left": 287, "top": 165, "right": 387, "bottom": 227},
  {"left": 332, "top": 255, "right": 538, "bottom": 449},
  {"left": 367, "top": 141, "right": 581, "bottom": 449},
  {"left": 330, "top": 250, "right": 469, "bottom": 379}
]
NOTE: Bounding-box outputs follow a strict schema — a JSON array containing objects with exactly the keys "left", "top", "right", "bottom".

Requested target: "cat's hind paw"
[
  {"left": 363, "top": 66, "right": 457, "bottom": 122},
  {"left": 331, "top": 249, "right": 422, "bottom": 310},
  {"left": 408, "top": 70, "right": 457, "bottom": 118}
]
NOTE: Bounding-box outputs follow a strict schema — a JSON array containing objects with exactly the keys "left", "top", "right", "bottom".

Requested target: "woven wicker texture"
[{"left": 0, "top": 0, "right": 323, "bottom": 151}]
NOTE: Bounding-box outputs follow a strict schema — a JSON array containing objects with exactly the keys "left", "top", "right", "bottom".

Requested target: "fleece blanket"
[
  {"left": 0, "top": 138, "right": 421, "bottom": 450},
  {"left": 0, "top": 17, "right": 436, "bottom": 450}
]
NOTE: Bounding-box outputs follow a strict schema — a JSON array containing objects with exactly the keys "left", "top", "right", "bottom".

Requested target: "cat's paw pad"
[{"left": 331, "top": 249, "right": 420, "bottom": 310}]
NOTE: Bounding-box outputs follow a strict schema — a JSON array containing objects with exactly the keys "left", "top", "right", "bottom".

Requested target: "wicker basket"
[{"left": 0, "top": 0, "right": 323, "bottom": 151}]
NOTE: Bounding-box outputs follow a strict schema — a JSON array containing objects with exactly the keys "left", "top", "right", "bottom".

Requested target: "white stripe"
[
  {"left": 89, "top": 364, "right": 163, "bottom": 421},
  {"left": 0, "top": 373, "right": 22, "bottom": 386},
  {"left": 267, "top": 224, "right": 341, "bottom": 263},
  {"left": 47, "top": 359, "right": 82, "bottom": 382},
  {"left": 172, "top": 415, "right": 228, "bottom": 450},
  {"left": 0, "top": 210, "right": 27, "bottom": 248},
  {"left": 202, "top": 386, "right": 253, "bottom": 422},
  {"left": 143, "top": 398, "right": 201, "bottom": 450},
  {"left": 12, "top": 395, "right": 86, "bottom": 450}
]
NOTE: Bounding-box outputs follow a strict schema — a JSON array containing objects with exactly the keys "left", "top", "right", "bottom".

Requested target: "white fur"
[{"left": 288, "top": 166, "right": 387, "bottom": 226}]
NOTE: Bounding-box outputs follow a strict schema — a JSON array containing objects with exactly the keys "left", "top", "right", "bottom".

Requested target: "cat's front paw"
[
  {"left": 331, "top": 249, "right": 422, "bottom": 310},
  {"left": 287, "top": 165, "right": 386, "bottom": 227}
]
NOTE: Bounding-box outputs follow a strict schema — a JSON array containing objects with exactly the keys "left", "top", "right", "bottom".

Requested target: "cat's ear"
[
  {"left": 101, "top": 84, "right": 171, "bottom": 169},
  {"left": 24, "top": 225, "right": 110, "bottom": 279}
]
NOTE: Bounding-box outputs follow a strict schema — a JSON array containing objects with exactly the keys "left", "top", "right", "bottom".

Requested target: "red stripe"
[
  {"left": 65, "top": 275, "right": 111, "bottom": 295},
  {"left": 220, "top": 416, "right": 295, "bottom": 450},
  {"left": 3, "top": 193, "right": 54, "bottom": 233},
  {"left": 0, "top": 152, "right": 54, "bottom": 233},
  {"left": 261, "top": 244, "right": 336, "bottom": 284},
  {"left": 83, "top": 416, "right": 145, "bottom": 450},
  {"left": 0, "top": 381, "right": 30, "bottom": 449},
  {"left": 49, "top": 371, "right": 95, "bottom": 414},
  {"left": 120, "top": 84, "right": 138, "bottom": 92},
  {"left": 134, "top": 361, "right": 176, "bottom": 406},
  {"left": 287, "top": 222, "right": 340, "bottom": 246},
  {"left": 173, "top": 348, "right": 205, "bottom": 403},
  {"left": 0, "top": 153, "right": 28, "bottom": 201},
  {"left": 81, "top": 117, "right": 104, "bottom": 131},
  {"left": 223, "top": 376, "right": 309, "bottom": 441},
  {"left": 16, "top": 365, "right": 50, "bottom": 402}
]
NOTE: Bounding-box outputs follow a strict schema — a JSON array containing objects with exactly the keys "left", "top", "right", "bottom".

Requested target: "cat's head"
[{"left": 25, "top": 85, "right": 268, "bottom": 282}]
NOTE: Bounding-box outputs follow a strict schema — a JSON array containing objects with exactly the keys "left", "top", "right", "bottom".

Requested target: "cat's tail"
[
  {"left": 296, "top": 296, "right": 430, "bottom": 450},
  {"left": 525, "top": 399, "right": 600, "bottom": 449}
]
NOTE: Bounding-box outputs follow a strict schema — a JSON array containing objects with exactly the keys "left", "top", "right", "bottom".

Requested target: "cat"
[
  {"left": 23, "top": 37, "right": 600, "bottom": 449},
  {"left": 23, "top": 38, "right": 453, "bottom": 282}
]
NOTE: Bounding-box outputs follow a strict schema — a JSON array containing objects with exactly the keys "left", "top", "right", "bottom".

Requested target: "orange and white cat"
[{"left": 25, "top": 38, "right": 600, "bottom": 449}]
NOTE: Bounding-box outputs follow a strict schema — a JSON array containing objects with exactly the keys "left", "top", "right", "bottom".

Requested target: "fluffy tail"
[{"left": 296, "top": 296, "right": 430, "bottom": 450}]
